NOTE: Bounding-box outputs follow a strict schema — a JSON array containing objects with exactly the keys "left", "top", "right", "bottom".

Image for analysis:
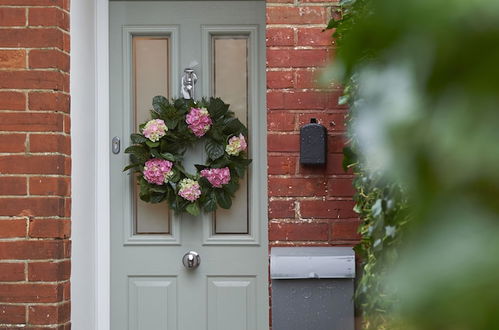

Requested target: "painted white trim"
[
  {"left": 71, "top": 0, "right": 110, "bottom": 329},
  {"left": 95, "top": 0, "right": 111, "bottom": 329}
]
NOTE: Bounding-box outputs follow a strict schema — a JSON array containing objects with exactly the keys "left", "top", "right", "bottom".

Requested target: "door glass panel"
[
  {"left": 212, "top": 36, "right": 250, "bottom": 234},
  {"left": 133, "top": 36, "right": 171, "bottom": 234}
]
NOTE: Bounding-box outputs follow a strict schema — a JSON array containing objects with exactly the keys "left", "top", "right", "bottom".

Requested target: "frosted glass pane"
[
  {"left": 213, "top": 36, "right": 249, "bottom": 234},
  {"left": 133, "top": 36, "right": 170, "bottom": 234}
]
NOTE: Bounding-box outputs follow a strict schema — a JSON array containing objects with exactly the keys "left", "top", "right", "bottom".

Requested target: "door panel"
[
  {"left": 207, "top": 277, "right": 256, "bottom": 330},
  {"left": 128, "top": 277, "right": 178, "bottom": 330},
  {"left": 110, "top": 2, "right": 268, "bottom": 330}
]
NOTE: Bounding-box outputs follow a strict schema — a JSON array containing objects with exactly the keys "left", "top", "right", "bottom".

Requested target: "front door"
[{"left": 109, "top": 1, "right": 268, "bottom": 329}]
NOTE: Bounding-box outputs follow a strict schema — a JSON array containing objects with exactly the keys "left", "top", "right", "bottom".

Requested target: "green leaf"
[
  {"left": 123, "top": 163, "right": 140, "bottom": 172},
  {"left": 205, "top": 140, "right": 225, "bottom": 160},
  {"left": 161, "top": 152, "right": 176, "bottom": 161},
  {"left": 150, "top": 193, "right": 165, "bottom": 204},
  {"left": 131, "top": 133, "right": 147, "bottom": 144},
  {"left": 186, "top": 203, "right": 200, "bottom": 216},
  {"left": 207, "top": 98, "right": 229, "bottom": 119},
  {"left": 194, "top": 164, "right": 208, "bottom": 172},
  {"left": 152, "top": 95, "right": 168, "bottom": 113},
  {"left": 202, "top": 194, "right": 217, "bottom": 212},
  {"left": 342, "top": 146, "right": 357, "bottom": 172},
  {"left": 125, "top": 145, "right": 147, "bottom": 155},
  {"left": 223, "top": 118, "right": 246, "bottom": 135},
  {"left": 223, "top": 180, "right": 238, "bottom": 195},
  {"left": 146, "top": 140, "right": 160, "bottom": 148},
  {"left": 215, "top": 189, "right": 232, "bottom": 209},
  {"left": 324, "top": 18, "right": 340, "bottom": 31}
]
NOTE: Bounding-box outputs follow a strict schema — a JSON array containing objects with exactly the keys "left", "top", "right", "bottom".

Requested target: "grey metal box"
[{"left": 271, "top": 247, "right": 355, "bottom": 330}]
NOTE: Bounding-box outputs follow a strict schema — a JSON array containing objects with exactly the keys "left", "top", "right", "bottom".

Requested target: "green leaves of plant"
[
  {"left": 215, "top": 189, "right": 232, "bottom": 209},
  {"left": 186, "top": 203, "right": 200, "bottom": 216},
  {"left": 205, "top": 139, "right": 225, "bottom": 160},
  {"left": 207, "top": 97, "right": 229, "bottom": 119}
]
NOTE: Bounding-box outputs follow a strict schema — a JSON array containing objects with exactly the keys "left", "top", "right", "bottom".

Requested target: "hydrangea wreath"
[{"left": 124, "top": 96, "right": 251, "bottom": 216}]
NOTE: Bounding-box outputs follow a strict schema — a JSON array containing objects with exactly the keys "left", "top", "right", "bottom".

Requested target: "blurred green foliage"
[{"left": 329, "top": 0, "right": 499, "bottom": 329}]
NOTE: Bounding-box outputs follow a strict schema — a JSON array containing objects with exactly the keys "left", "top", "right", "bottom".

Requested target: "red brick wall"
[
  {"left": 0, "top": 1, "right": 71, "bottom": 328},
  {"left": 266, "top": 0, "right": 360, "bottom": 246}
]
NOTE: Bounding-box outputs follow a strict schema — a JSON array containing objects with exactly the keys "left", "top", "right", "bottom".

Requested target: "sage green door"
[{"left": 110, "top": 1, "right": 268, "bottom": 329}]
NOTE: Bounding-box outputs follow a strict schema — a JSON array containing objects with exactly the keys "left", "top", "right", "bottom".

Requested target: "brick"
[
  {"left": 0, "top": 91, "right": 26, "bottom": 110},
  {"left": 283, "top": 91, "right": 324, "bottom": 109},
  {"left": 0, "top": 304, "right": 25, "bottom": 324},
  {"left": 298, "top": 153, "right": 349, "bottom": 175},
  {"left": 295, "top": 69, "right": 336, "bottom": 89},
  {"left": 0, "top": 283, "right": 65, "bottom": 303},
  {"left": 268, "top": 177, "right": 326, "bottom": 197},
  {"left": 268, "top": 200, "right": 295, "bottom": 219},
  {"left": 0, "top": 0, "right": 63, "bottom": 5},
  {"left": 29, "top": 302, "right": 70, "bottom": 325},
  {"left": 0, "top": 220, "right": 26, "bottom": 238},
  {"left": 29, "top": 92, "right": 70, "bottom": 112},
  {"left": 328, "top": 177, "right": 355, "bottom": 197},
  {"left": 267, "top": 90, "right": 285, "bottom": 110},
  {"left": 63, "top": 114, "right": 70, "bottom": 134},
  {"left": 0, "top": 49, "right": 26, "bottom": 68},
  {"left": 0, "top": 155, "right": 69, "bottom": 175},
  {"left": 0, "top": 197, "right": 66, "bottom": 217},
  {"left": 29, "top": 49, "right": 70, "bottom": 71},
  {"left": 267, "top": 70, "right": 294, "bottom": 89},
  {"left": 297, "top": 112, "right": 346, "bottom": 132},
  {"left": 268, "top": 112, "right": 296, "bottom": 131},
  {"left": 328, "top": 134, "right": 347, "bottom": 153},
  {"left": 268, "top": 155, "right": 297, "bottom": 175},
  {"left": 0, "top": 177, "right": 27, "bottom": 195},
  {"left": 0, "top": 7, "right": 25, "bottom": 26},
  {"left": 28, "top": 260, "right": 70, "bottom": 282},
  {"left": 0, "top": 112, "right": 63, "bottom": 132},
  {"left": 0, "top": 240, "right": 70, "bottom": 260},
  {"left": 269, "top": 221, "right": 329, "bottom": 241},
  {"left": 267, "top": 7, "right": 326, "bottom": 25},
  {"left": 29, "top": 7, "right": 69, "bottom": 31},
  {"left": 330, "top": 219, "right": 361, "bottom": 240},
  {"left": 266, "top": 28, "right": 294, "bottom": 46},
  {"left": 297, "top": 27, "right": 334, "bottom": 46},
  {"left": 0, "top": 71, "right": 66, "bottom": 90},
  {"left": 301, "top": 0, "right": 340, "bottom": 3},
  {"left": 29, "top": 134, "right": 71, "bottom": 154},
  {"left": 29, "top": 219, "right": 70, "bottom": 239},
  {"left": 0, "top": 28, "right": 63, "bottom": 49},
  {"left": 300, "top": 200, "right": 357, "bottom": 218},
  {"left": 0, "top": 134, "right": 26, "bottom": 153},
  {"left": 268, "top": 133, "right": 299, "bottom": 152},
  {"left": 267, "top": 49, "right": 330, "bottom": 68},
  {"left": 29, "top": 177, "right": 70, "bottom": 196},
  {"left": 0, "top": 262, "right": 25, "bottom": 281}
]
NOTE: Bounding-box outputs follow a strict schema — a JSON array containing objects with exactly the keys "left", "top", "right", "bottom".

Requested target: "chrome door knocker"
[{"left": 181, "top": 68, "right": 198, "bottom": 99}]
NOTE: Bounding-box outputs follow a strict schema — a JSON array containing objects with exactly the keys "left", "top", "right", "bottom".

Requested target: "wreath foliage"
[{"left": 124, "top": 96, "right": 251, "bottom": 216}]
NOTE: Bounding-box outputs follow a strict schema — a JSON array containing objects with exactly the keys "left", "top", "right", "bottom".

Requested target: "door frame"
[{"left": 71, "top": 1, "right": 268, "bottom": 329}]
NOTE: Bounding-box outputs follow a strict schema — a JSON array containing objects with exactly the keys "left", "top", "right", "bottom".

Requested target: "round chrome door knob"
[{"left": 182, "top": 251, "right": 200, "bottom": 269}]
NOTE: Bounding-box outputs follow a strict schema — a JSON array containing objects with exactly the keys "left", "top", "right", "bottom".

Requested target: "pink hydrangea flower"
[
  {"left": 225, "top": 133, "right": 247, "bottom": 156},
  {"left": 142, "top": 119, "right": 168, "bottom": 142},
  {"left": 178, "top": 178, "right": 201, "bottom": 202},
  {"left": 143, "top": 158, "right": 173, "bottom": 185},
  {"left": 200, "top": 167, "right": 231, "bottom": 188},
  {"left": 186, "top": 107, "right": 212, "bottom": 137}
]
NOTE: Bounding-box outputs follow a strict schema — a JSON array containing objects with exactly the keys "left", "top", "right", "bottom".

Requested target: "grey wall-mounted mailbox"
[
  {"left": 300, "top": 118, "right": 328, "bottom": 166},
  {"left": 271, "top": 247, "right": 355, "bottom": 330}
]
